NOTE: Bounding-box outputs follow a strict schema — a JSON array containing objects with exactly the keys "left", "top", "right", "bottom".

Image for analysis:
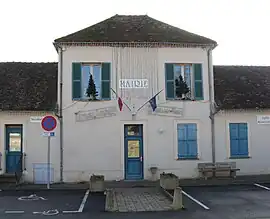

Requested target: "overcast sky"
[{"left": 0, "top": 0, "right": 269, "bottom": 65}]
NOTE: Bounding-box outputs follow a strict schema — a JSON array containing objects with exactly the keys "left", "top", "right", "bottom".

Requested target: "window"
[
  {"left": 177, "top": 123, "right": 198, "bottom": 159},
  {"left": 72, "top": 62, "right": 111, "bottom": 100},
  {"left": 81, "top": 64, "right": 101, "bottom": 99},
  {"left": 165, "top": 63, "right": 203, "bottom": 100},
  {"left": 229, "top": 123, "right": 249, "bottom": 158}
]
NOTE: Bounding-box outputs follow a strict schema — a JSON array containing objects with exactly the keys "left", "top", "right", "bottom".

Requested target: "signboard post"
[{"left": 41, "top": 115, "right": 57, "bottom": 189}]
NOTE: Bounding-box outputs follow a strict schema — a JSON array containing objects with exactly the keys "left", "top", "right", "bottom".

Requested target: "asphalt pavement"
[{"left": 2, "top": 183, "right": 270, "bottom": 219}]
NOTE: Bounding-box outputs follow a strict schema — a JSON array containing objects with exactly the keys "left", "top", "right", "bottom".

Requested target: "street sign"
[
  {"left": 43, "top": 132, "right": 55, "bottom": 137},
  {"left": 41, "top": 116, "right": 57, "bottom": 132}
]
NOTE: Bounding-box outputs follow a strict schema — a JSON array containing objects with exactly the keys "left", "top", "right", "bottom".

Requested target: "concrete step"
[
  {"left": 105, "top": 180, "right": 159, "bottom": 188},
  {"left": 0, "top": 174, "right": 16, "bottom": 183}
]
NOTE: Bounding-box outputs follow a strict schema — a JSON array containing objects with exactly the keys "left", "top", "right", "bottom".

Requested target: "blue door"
[
  {"left": 124, "top": 124, "right": 143, "bottom": 180},
  {"left": 5, "top": 125, "right": 23, "bottom": 173}
]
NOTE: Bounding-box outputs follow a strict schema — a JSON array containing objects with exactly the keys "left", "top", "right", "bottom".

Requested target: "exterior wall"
[
  {"left": 60, "top": 46, "right": 213, "bottom": 182},
  {"left": 0, "top": 111, "right": 60, "bottom": 183},
  {"left": 215, "top": 110, "right": 270, "bottom": 175}
]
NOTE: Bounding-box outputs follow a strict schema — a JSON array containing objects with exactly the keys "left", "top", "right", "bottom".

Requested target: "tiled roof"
[
  {"left": 214, "top": 65, "right": 270, "bottom": 109},
  {"left": 1, "top": 63, "right": 269, "bottom": 111},
  {"left": 54, "top": 14, "right": 217, "bottom": 45},
  {"left": 0, "top": 62, "right": 57, "bottom": 111}
]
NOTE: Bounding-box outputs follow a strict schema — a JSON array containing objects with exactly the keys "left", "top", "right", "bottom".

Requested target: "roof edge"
[{"left": 54, "top": 41, "right": 218, "bottom": 49}]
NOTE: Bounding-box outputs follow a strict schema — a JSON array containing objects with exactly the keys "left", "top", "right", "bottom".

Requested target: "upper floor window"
[
  {"left": 72, "top": 62, "right": 111, "bottom": 101},
  {"left": 165, "top": 63, "right": 203, "bottom": 100}
]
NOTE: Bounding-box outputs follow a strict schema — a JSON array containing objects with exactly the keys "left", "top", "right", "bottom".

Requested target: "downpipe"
[
  {"left": 207, "top": 48, "right": 216, "bottom": 165},
  {"left": 59, "top": 46, "right": 64, "bottom": 183}
]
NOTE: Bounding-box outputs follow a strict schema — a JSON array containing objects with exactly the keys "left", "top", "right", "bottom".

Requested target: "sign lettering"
[
  {"left": 148, "top": 106, "right": 183, "bottom": 117},
  {"left": 75, "top": 106, "right": 117, "bottom": 122},
  {"left": 257, "top": 115, "right": 270, "bottom": 124},
  {"left": 119, "top": 79, "right": 148, "bottom": 89}
]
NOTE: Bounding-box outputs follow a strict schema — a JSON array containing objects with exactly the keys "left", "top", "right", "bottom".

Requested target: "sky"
[{"left": 0, "top": 0, "right": 269, "bottom": 65}]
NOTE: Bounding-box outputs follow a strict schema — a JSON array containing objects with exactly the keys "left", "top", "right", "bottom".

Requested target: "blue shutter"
[
  {"left": 177, "top": 124, "right": 198, "bottom": 159},
  {"left": 229, "top": 123, "right": 248, "bottom": 157},
  {"left": 72, "top": 63, "right": 82, "bottom": 99},
  {"left": 193, "top": 64, "right": 203, "bottom": 100},
  {"left": 186, "top": 124, "right": 197, "bottom": 158},
  {"left": 177, "top": 124, "right": 188, "bottom": 158},
  {"left": 238, "top": 123, "right": 248, "bottom": 156},
  {"left": 165, "top": 63, "right": 175, "bottom": 99},
  {"left": 101, "top": 63, "right": 111, "bottom": 99}
]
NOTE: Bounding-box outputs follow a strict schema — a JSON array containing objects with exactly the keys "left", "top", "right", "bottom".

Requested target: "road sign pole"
[
  {"left": 47, "top": 136, "right": 51, "bottom": 189},
  {"left": 41, "top": 115, "right": 57, "bottom": 189}
]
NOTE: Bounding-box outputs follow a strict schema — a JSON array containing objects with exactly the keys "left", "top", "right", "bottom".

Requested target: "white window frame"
[
  {"left": 226, "top": 120, "right": 251, "bottom": 159},
  {"left": 173, "top": 120, "right": 200, "bottom": 160},
  {"left": 173, "top": 63, "right": 194, "bottom": 99},
  {"left": 81, "top": 63, "right": 102, "bottom": 100}
]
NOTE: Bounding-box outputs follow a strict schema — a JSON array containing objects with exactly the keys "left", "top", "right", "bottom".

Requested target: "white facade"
[
  {"left": 59, "top": 45, "right": 214, "bottom": 182},
  {"left": 1, "top": 47, "right": 269, "bottom": 183},
  {"left": 215, "top": 110, "right": 270, "bottom": 175},
  {"left": 0, "top": 111, "right": 60, "bottom": 183}
]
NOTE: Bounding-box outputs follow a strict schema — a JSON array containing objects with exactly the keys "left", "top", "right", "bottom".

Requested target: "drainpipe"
[
  {"left": 58, "top": 46, "right": 64, "bottom": 183},
  {"left": 207, "top": 48, "right": 216, "bottom": 164}
]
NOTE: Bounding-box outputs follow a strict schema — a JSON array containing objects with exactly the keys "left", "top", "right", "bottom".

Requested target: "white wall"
[
  {"left": 215, "top": 110, "right": 270, "bottom": 175},
  {"left": 60, "top": 45, "right": 213, "bottom": 182},
  {"left": 0, "top": 111, "right": 60, "bottom": 183}
]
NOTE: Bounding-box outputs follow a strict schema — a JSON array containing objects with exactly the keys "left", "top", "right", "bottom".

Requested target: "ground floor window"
[
  {"left": 229, "top": 123, "right": 249, "bottom": 158},
  {"left": 177, "top": 123, "right": 198, "bottom": 159}
]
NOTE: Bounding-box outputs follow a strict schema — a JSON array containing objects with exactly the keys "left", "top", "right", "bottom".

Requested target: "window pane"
[
  {"left": 184, "top": 65, "right": 191, "bottom": 89},
  {"left": 174, "top": 65, "right": 181, "bottom": 79},
  {"left": 9, "top": 133, "right": 21, "bottom": 152},
  {"left": 82, "top": 65, "right": 91, "bottom": 98},
  {"left": 93, "top": 65, "right": 101, "bottom": 99},
  {"left": 127, "top": 125, "right": 140, "bottom": 136}
]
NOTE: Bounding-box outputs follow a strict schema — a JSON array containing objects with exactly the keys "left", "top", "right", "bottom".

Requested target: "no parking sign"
[{"left": 41, "top": 115, "right": 57, "bottom": 135}]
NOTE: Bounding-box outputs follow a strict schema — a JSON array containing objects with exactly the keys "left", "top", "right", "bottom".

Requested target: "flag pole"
[
  {"left": 111, "top": 88, "right": 132, "bottom": 112},
  {"left": 136, "top": 89, "right": 163, "bottom": 113}
]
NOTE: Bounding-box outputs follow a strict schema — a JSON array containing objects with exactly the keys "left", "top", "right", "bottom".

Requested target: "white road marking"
[
  {"left": 5, "top": 210, "right": 24, "bottom": 214},
  {"left": 78, "top": 189, "right": 90, "bottom": 212},
  {"left": 62, "top": 210, "right": 80, "bottom": 213},
  {"left": 182, "top": 190, "right": 210, "bottom": 210},
  {"left": 254, "top": 183, "right": 270, "bottom": 191},
  {"left": 33, "top": 209, "right": 59, "bottom": 216}
]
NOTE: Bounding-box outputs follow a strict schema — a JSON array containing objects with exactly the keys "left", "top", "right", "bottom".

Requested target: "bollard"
[{"left": 172, "top": 187, "right": 183, "bottom": 210}]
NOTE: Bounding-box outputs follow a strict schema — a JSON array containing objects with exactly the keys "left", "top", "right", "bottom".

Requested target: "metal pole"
[{"left": 47, "top": 136, "right": 51, "bottom": 189}]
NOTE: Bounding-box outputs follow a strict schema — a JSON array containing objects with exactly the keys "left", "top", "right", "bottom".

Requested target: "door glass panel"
[
  {"left": 128, "top": 140, "right": 140, "bottom": 158},
  {"left": 127, "top": 125, "right": 140, "bottom": 136},
  {"left": 9, "top": 133, "right": 21, "bottom": 152}
]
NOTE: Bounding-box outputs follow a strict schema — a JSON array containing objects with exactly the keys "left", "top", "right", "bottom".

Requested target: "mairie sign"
[{"left": 119, "top": 79, "right": 148, "bottom": 89}]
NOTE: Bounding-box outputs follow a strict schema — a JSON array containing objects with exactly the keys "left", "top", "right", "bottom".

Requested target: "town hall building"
[{"left": 0, "top": 15, "right": 270, "bottom": 183}]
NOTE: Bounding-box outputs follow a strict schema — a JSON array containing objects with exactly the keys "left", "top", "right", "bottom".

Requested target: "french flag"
[{"left": 118, "top": 97, "right": 123, "bottom": 111}]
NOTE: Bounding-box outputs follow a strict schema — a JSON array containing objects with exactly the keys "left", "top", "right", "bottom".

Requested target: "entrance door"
[
  {"left": 5, "top": 125, "right": 23, "bottom": 173},
  {"left": 124, "top": 124, "right": 143, "bottom": 180}
]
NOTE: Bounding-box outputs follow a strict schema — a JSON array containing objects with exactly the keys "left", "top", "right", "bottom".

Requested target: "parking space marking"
[
  {"left": 5, "top": 210, "right": 24, "bottom": 214},
  {"left": 78, "top": 189, "right": 90, "bottom": 212},
  {"left": 62, "top": 210, "right": 80, "bottom": 213},
  {"left": 254, "top": 183, "right": 270, "bottom": 191},
  {"left": 182, "top": 190, "right": 210, "bottom": 210}
]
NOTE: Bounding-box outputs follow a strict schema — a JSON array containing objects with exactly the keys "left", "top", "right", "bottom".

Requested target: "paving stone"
[{"left": 113, "top": 188, "right": 172, "bottom": 212}]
